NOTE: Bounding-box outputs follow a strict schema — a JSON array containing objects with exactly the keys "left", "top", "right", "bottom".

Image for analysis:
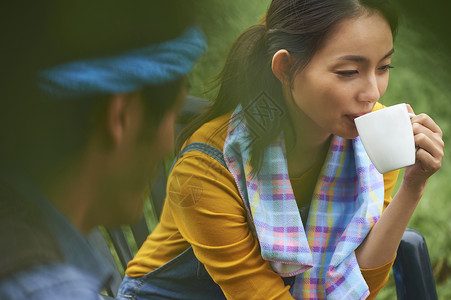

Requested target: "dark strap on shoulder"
[
  {"left": 174, "top": 142, "right": 228, "bottom": 170},
  {"left": 0, "top": 181, "right": 63, "bottom": 279},
  {"left": 175, "top": 143, "right": 297, "bottom": 288}
]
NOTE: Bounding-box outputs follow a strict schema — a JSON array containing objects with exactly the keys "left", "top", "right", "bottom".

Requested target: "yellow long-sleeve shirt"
[{"left": 127, "top": 103, "right": 399, "bottom": 299}]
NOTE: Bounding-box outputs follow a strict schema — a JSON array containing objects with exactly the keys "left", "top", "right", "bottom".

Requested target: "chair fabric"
[{"left": 393, "top": 228, "right": 438, "bottom": 300}]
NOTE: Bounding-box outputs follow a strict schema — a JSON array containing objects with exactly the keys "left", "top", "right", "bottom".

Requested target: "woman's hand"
[
  {"left": 403, "top": 105, "right": 444, "bottom": 195},
  {"left": 356, "top": 105, "right": 444, "bottom": 270}
]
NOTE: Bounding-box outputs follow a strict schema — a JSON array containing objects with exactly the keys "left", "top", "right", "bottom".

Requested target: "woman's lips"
[{"left": 347, "top": 112, "right": 370, "bottom": 122}]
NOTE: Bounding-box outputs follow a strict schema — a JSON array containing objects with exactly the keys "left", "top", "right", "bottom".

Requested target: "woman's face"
[{"left": 290, "top": 12, "right": 394, "bottom": 139}]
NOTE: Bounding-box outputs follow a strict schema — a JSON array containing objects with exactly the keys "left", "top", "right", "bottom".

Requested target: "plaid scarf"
[{"left": 223, "top": 107, "right": 384, "bottom": 299}]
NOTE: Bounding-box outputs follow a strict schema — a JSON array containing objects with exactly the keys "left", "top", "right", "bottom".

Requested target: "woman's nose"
[{"left": 357, "top": 75, "right": 381, "bottom": 103}]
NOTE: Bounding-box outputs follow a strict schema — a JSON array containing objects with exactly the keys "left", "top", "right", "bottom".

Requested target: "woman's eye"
[
  {"left": 379, "top": 64, "right": 394, "bottom": 71},
  {"left": 335, "top": 70, "right": 359, "bottom": 77}
]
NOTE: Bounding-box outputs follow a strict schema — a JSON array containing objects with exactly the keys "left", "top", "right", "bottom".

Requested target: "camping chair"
[
  {"left": 392, "top": 228, "right": 438, "bottom": 299},
  {"left": 88, "top": 96, "right": 438, "bottom": 300}
]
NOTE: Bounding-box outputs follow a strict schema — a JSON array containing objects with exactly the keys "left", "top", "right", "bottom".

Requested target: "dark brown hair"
[{"left": 178, "top": 0, "right": 398, "bottom": 169}]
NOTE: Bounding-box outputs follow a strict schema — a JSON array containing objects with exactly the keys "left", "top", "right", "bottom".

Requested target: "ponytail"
[{"left": 177, "top": 24, "right": 287, "bottom": 171}]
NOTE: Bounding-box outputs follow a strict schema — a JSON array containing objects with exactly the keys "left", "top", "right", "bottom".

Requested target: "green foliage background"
[{"left": 186, "top": 1, "right": 451, "bottom": 298}]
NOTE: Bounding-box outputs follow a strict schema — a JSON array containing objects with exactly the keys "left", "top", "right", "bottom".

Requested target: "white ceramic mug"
[{"left": 354, "top": 103, "right": 416, "bottom": 174}]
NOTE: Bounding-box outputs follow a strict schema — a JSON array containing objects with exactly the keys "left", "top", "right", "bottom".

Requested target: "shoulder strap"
[
  {"left": 0, "top": 181, "right": 63, "bottom": 279},
  {"left": 173, "top": 142, "right": 228, "bottom": 170}
]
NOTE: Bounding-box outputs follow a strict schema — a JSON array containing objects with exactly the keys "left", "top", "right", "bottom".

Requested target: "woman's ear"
[{"left": 271, "top": 49, "right": 291, "bottom": 86}]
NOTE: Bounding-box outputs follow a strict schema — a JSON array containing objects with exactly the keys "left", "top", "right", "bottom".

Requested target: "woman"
[{"left": 118, "top": 0, "right": 444, "bottom": 299}]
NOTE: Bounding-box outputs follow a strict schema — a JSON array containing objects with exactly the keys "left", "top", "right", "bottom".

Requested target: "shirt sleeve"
[
  {"left": 359, "top": 168, "right": 400, "bottom": 297},
  {"left": 167, "top": 151, "right": 294, "bottom": 300},
  {"left": 361, "top": 257, "right": 395, "bottom": 300}
]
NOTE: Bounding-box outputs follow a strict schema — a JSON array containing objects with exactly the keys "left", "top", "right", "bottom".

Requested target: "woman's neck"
[{"left": 284, "top": 101, "right": 332, "bottom": 178}]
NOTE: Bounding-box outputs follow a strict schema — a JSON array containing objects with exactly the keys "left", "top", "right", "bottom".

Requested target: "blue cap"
[{"left": 38, "top": 27, "right": 207, "bottom": 99}]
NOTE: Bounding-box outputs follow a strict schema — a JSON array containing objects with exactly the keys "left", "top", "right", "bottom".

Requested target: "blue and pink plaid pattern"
[{"left": 223, "top": 107, "right": 384, "bottom": 299}]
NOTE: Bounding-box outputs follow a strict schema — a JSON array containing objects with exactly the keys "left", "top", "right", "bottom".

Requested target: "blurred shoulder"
[{"left": 0, "top": 263, "right": 101, "bottom": 300}]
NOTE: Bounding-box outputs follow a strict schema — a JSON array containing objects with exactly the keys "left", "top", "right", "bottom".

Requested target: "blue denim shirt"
[{"left": 0, "top": 171, "right": 112, "bottom": 300}]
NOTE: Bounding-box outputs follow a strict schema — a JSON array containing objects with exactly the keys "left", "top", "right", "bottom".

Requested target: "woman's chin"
[{"left": 335, "top": 128, "right": 359, "bottom": 140}]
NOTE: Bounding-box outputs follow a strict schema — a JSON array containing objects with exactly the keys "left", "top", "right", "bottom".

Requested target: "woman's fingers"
[
  {"left": 406, "top": 103, "right": 415, "bottom": 115},
  {"left": 411, "top": 113, "right": 443, "bottom": 137},
  {"left": 410, "top": 113, "right": 444, "bottom": 174},
  {"left": 415, "top": 146, "right": 443, "bottom": 174},
  {"left": 412, "top": 124, "right": 444, "bottom": 158}
]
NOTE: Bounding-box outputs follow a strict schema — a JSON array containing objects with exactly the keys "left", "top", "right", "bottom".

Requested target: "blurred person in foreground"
[{"left": 0, "top": 1, "right": 206, "bottom": 299}]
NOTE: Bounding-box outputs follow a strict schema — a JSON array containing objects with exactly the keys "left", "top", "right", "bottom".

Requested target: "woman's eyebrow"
[
  {"left": 382, "top": 48, "right": 395, "bottom": 60},
  {"left": 337, "top": 48, "right": 395, "bottom": 62}
]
